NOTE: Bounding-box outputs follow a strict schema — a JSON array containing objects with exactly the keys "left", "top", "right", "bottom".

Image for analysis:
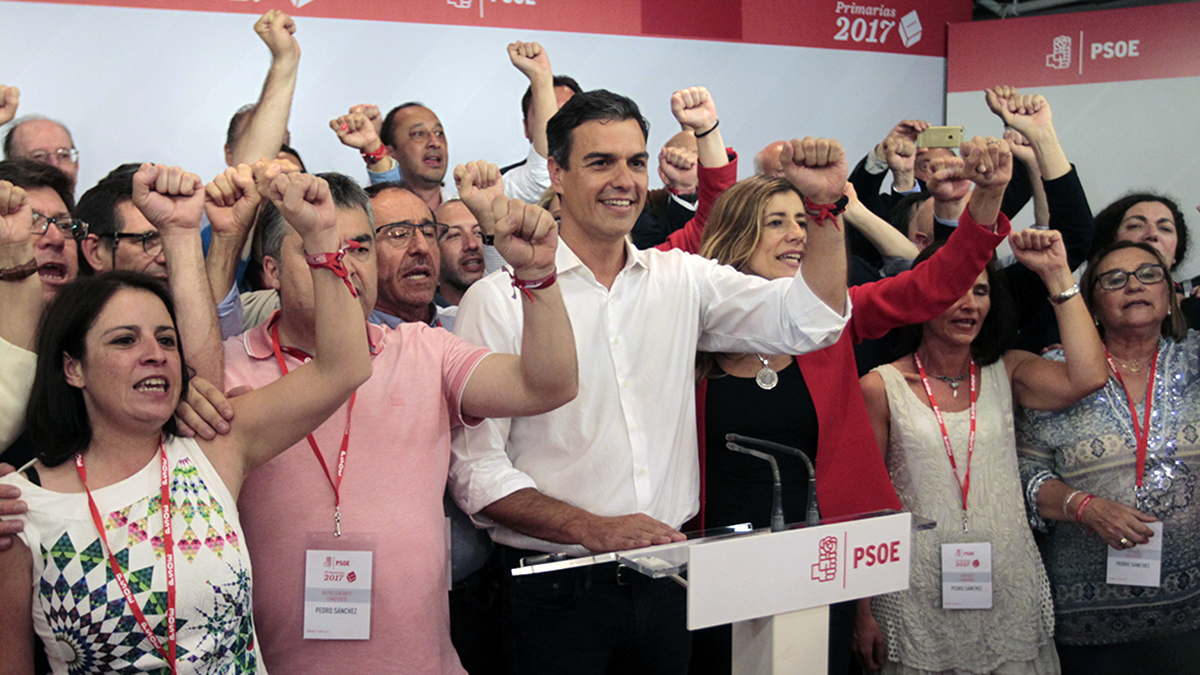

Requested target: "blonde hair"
[{"left": 699, "top": 174, "right": 801, "bottom": 271}]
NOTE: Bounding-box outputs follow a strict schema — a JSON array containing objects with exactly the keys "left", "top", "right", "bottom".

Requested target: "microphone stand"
[
  {"left": 725, "top": 441, "right": 786, "bottom": 532},
  {"left": 726, "top": 433, "right": 821, "bottom": 528}
]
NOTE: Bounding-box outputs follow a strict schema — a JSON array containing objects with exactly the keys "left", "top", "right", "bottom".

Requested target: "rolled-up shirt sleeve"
[{"left": 0, "top": 336, "right": 35, "bottom": 448}]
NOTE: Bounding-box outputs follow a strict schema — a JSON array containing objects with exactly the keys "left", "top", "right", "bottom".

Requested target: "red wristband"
[
  {"left": 1074, "top": 494, "right": 1095, "bottom": 523},
  {"left": 507, "top": 268, "right": 556, "bottom": 302},
  {"left": 305, "top": 242, "right": 361, "bottom": 298},
  {"left": 361, "top": 144, "right": 387, "bottom": 165},
  {"left": 802, "top": 195, "right": 849, "bottom": 230}
]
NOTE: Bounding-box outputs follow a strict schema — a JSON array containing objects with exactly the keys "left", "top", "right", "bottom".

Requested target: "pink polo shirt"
[{"left": 226, "top": 313, "right": 488, "bottom": 675}]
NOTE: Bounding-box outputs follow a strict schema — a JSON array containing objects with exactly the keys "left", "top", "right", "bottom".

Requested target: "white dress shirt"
[{"left": 450, "top": 238, "right": 849, "bottom": 555}]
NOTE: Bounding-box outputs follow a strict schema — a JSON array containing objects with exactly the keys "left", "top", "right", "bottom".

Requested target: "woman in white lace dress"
[{"left": 854, "top": 226, "right": 1108, "bottom": 675}]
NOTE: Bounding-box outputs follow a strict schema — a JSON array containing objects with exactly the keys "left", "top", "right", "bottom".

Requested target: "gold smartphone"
[{"left": 916, "top": 126, "right": 964, "bottom": 149}]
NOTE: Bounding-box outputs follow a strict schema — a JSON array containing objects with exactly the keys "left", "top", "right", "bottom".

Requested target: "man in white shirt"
[{"left": 450, "top": 87, "right": 852, "bottom": 673}]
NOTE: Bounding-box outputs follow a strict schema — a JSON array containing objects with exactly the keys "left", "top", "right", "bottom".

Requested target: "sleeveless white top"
[
  {"left": 872, "top": 362, "right": 1055, "bottom": 674},
  {"left": 0, "top": 436, "right": 264, "bottom": 673}
]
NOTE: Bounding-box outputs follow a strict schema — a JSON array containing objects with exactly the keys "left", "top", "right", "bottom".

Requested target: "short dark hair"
[
  {"left": 546, "top": 89, "right": 649, "bottom": 169},
  {"left": 889, "top": 191, "right": 931, "bottom": 237},
  {"left": 1081, "top": 240, "right": 1186, "bottom": 342},
  {"left": 26, "top": 271, "right": 191, "bottom": 466},
  {"left": 520, "top": 74, "right": 583, "bottom": 121},
  {"left": 3, "top": 115, "right": 74, "bottom": 159},
  {"left": 891, "top": 239, "right": 1015, "bottom": 367},
  {"left": 225, "top": 103, "right": 256, "bottom": 152},
  {"left": 279, "top": 143, "right": 307, "bottom": 173},
  {"left": 75, "top": 163, "right": 140, "bottom": 240},
  {"left": 256, "top": 172, "right": 374, "bottom": 263},
  {"left": 380, "top": 101, "right": 426, "bottom": 148},
  {"left": 1091, "top": 192, "right": 1187, "bottom": 270},
  {"left": 0, "top": 158, "right": 76, "bottom": 213}
]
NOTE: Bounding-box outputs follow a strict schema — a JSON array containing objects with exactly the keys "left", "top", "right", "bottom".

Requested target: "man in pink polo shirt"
[{"left": 219, "top": 171, "right": 576, "bottom": 674}]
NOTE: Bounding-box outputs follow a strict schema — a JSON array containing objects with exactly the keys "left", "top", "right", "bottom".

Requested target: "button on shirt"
[{"left": 450, "top": 238, "right": 849, "bottom": 556}]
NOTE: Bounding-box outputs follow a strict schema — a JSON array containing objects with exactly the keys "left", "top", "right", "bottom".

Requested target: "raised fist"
[
  {"left": 0, "top": 86, "right": 19, "bottom": 127},
  {"left": 924, "top": 155, "right": 971, "bottom": 203},
  {"left": 491, "top": 196, "right": 557, "bottom": 277},
  {"left": 454, "top": 161, "right": 505, "bottom": 225},
  {"left": 331, "top": 112, "right": 382, "bottom": 153},
  {"left": 959, "top": 136, "right": 1013, "bottom": 189},
  {"left": 349, "top": 104, "right": 384, "bottom": 137},
  {"left": 205, "top": 164, "right": 262, "bottom": 240},
  {"left": 508, "top": 41, "right": 552, "bottom": 81},
  {"left": 0, "top": 179, "right": 32, "bottom": 247},
  {"left": 658, "top": 146, "right": 698, "bottom": 195},
  {"left": 1009, "top": 227, "right": 1066, "bottom": 277},
  {"left": 670, "top": 87, "right": 718, "bottom": 134},
  {"left": 985, "top": 86, "right": 1052, "bottom": 138},
  {"left": 254, "top": 10, "right": 300, "bottom": 62},
  {"left": 263, "top": 171, "right": 335, "bottom": 241},
  {"left": 780, "top": 137, "right": 847, "bottom": 205},
  {"left": 132, "top": 164, "right": 205, "bottom": 234}
]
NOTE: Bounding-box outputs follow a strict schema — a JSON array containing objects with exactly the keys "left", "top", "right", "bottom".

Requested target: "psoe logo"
[
  {"left": 447, "top": 0, "right": 472, "bottom": 8},
  {"left": 811, "top": 536, "right": 838, "bottom": 582},
  {"left": 898, "top": 11, "right": 922, "bottom": 48},
  {"left": 1047, "top": 35, "right": 1072, "bottom": 69}
]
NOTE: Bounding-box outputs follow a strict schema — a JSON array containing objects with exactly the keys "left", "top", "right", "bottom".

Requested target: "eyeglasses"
[
  {"left": 26, "top": 147, "right": 79, "bottom": 164},
  {"left": 32, "top": 212, "right": 88, "bottom": 239},
  {"left": 109, "top": 230, "right": 163, "bottom": 256},
  {"left": 375, "top": 221, "right": 448, "bottom": 249},
  {"left": 1093, "top": 262, "right": 1167, "bottom": 291}
]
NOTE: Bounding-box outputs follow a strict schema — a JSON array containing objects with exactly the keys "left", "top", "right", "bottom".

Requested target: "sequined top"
[{"left": 1017, "top": 333, "right": 1200, "bottom": 645}]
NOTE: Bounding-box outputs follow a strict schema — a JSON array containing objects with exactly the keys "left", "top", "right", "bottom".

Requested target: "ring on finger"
[
  {"left": 986, "top": 140, "right": 999, "bottom": 145},
  {"left": 1119, "top": 537, "right": 1130, "bottom": 548}
]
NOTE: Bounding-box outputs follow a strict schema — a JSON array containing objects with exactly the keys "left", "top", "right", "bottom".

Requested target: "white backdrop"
[{"left": 0, "top": 1, "right": 947, "bottom": 195}]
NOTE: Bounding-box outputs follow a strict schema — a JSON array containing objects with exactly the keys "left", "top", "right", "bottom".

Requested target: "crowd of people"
[{"left": 0, "top": 9, "right": 1196, "bottom": 675}]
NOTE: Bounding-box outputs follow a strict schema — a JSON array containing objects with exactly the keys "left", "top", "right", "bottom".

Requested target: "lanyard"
[
  {"left": 914, "top": 353, "right": 977, "bottom": 532},
  {"left": 76, "top": 441, "right": 176, "bottom": 672},
  {"left": 1105, "top": 347, "right": 1159, "bottom": 490},
  {"left": 270, "top": 320, "right": 356, "bottom": 537}
]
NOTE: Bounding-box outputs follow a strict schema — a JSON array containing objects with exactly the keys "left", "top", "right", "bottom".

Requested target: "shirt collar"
[
  {"left": 242, "top": 310, "right": 385, "bottom": 360},
  {"left": 368, "top": 304, "right": 441, "bottom": 329},
  {"left": 555, "top": 235, "right": 647, "bottom": 280}
]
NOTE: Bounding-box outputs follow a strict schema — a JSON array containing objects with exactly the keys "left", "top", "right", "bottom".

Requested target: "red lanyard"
[
  {"left": 76, "top": 441, "right": 176, "bottom": 672},
  {"left": 270, "top": 320, "right": 356, "bottom": 537},
  {"left": 914, "top": 353, "right": 977, "bottom": 529},
  {"left": 1105, "top": 348, "right": 1159, "bottom": 489}
]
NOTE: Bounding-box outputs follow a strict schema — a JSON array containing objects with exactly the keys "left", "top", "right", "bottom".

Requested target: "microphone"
[
  {"left": 724, "top": 441, "right": 786, "bottom": 532},
  {"left": 726, "top": 433, "right": 820, "bottom": 528}
]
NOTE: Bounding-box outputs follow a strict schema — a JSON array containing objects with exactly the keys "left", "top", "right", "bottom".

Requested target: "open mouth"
[
  {"left": 404, "top": 266, "right": 433, "bottom": 280},
  {"left": 134, "top": 377, "right": 169, "bottom": 393},
  {"left": 777, "top": 252, "right": 803, "bottom": 264},
  {"left": 950, "top": 318, "right": 978, "bottom": 329},
  {"left": 460, "top": 256, "right": 484, "bottom": 273},
  {"left": 38, "top": 262, "right": 68, "bottom": 281}
]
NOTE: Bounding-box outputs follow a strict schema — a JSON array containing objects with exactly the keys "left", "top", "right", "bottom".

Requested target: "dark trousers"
[
  {"left": 497, "top": 544, "right": 692, "bottom": 675},
  {"left": 1057, "top": 625, "right": 1200, "bottom": 675},
  {"left": 449, "top": 554, "right": 504, "bottom": 675}
]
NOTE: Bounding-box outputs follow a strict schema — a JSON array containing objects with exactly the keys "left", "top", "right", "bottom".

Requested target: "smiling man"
[
  {"left": 450, "top": 88, "right": 852, "bottom": 673},
  {"left": 0, "top": 159, "right": 81, "bottom": 301}
]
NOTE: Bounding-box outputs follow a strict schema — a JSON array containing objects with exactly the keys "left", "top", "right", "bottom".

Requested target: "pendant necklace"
[
  {"left": 754, "top": 354, "right": 778, "bottom": 390},
  {"left": 930, "top": 373, "right": 969, "bottom": 397}
]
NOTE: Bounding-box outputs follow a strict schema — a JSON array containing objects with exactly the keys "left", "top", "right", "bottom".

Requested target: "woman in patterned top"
[
  {"left": 0, "top": 169, "right": 371, "bottom": 674},
  {"left": 1016, "top": 241, "right": 1200, "bottom": 675}
]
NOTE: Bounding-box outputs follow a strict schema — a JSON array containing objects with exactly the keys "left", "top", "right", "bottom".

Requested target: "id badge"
[
  {"left": 304, "top": 533, "right": 375, "bottom": 640},
  {"left": 1107, "top": 522, "right": 1164, "bottom": 588},
  {"left": 941, "top": 542, "right": 992, "bottom": 609}
]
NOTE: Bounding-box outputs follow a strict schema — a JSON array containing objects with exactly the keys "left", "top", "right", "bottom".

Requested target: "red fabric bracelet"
[
  {"left": 802, "top": 195, "right": 848, "bottom": 230},
  {"left": 304, "top": 242, "right": 361, "bottom": 298},
  {"left": 1074, "top": 494, "right": 1095, "bottom": 523},
  {"left": 507, "top": 268, "right": 556, "bottom": 302},
  {"left": 361, "top": 144, "right": 387, "bottom": 165}
]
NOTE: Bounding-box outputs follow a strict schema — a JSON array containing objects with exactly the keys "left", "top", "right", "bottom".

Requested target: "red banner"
[
  {"left": 18, "top": 0, "right": 969, "bottom": 57},
  {"left": 947, "top": 2, "right": 1200, "bottom": 93}
]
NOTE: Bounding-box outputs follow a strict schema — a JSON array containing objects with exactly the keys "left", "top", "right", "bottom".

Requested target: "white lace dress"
[{"left": 872, "top": 362, "right": 1058, "bottom": 675}]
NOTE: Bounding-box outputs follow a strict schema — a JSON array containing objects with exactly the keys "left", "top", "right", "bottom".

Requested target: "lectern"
[{"left": 513, "top": 510, "right": 915, "bottom": 675}]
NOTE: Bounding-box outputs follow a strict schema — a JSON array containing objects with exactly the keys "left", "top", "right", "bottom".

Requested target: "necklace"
[
  {"left": 930, "top": 373, "right": 969, "bottom": 397},
  {"left": 1112, "top": 357, "right": 1144, "bottom": 373},
  {"left": 754, "top": 354, "right": 778, "bottom": 390}
]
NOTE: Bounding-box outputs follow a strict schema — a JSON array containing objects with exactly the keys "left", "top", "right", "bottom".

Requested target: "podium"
[{"left": 513, "top": 510, "right": 917, "bottom": 675}]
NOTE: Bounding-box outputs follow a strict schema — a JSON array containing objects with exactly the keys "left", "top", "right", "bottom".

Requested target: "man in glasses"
[
  {"left": 3, "top": 116, "right": 80, "bottom": 193},
  {"left": 0, "top": 159, "right": 81, "bottom": 301},
  {"left": 76, "top": 164, "right": 168, "bottom": 280},
  {"left": 364, "top": 181, "right": 457, "bottom": 330}
]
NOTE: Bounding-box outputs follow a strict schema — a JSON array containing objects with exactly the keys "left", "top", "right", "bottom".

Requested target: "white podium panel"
[{"left": 687, "top": 511, "right": 911, "bottom": 630}]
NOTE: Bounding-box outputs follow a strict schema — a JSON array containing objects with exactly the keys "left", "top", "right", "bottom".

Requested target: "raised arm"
[
  {"left": 230, "top": 10, "right": 300, "bottom": 166},
  {"left": 203, "top": 164, "right": 262, "bottom": 304},
  {"left": 843, "top": 182, "right": 919, "bottom": 261},
  {"left": 657, "top": 86, "right": 733, "bottom": 253},
  {"left": 132, "top": 164, "right": 224, "bottom": 388},
  {"left": 509, "top": 41, "right": 555, "bottom": 159},
  {"left": 986, "top": 87, "right": 1069, "bottom": 182},
  {"left": 1006, "top": 228, "right": 1107, "bottom": 410},
  {"left": 459, "top": 195, "right": 578, "bottom": 418},
  {"left": 782, "top": 137, "right": 849, "bottom": 316},
  {"left": 331, "top": 109, "right": 395, "bottom": 177},
  {"left": 0, "top": 181, "right": 42, "bottom": 351},
  {"left": 203, "top": 171, "right": 371, "bottom": 491}
]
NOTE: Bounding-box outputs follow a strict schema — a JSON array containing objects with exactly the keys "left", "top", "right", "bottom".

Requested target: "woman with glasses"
[{"left": 1016, "top": 241, "right": 1200, "bottom": 675}]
